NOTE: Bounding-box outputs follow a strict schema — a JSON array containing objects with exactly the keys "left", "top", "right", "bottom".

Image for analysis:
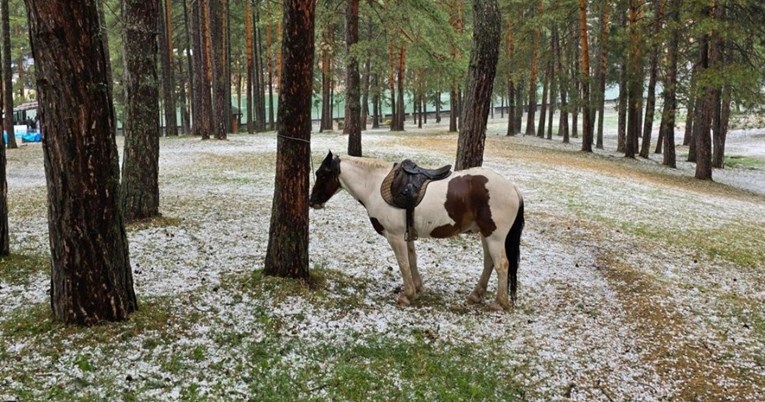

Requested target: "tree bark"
[
  {"left": 320, "top": 24, "right": 333, "bottom": 131},
  {"left": 594, "top": 0, "right": 610, "bottom": 149},
  {"left": 625, "top": 0, "right": 643, "bottom": 158},
  {"left": 525, "top": 0, "right": 543, "bottom": 136},
  {"left": 693, "top": 7, "right": 713, "bottom": 180},
  {"left": 209, "top": 0, "right": 228, "bottom": 140},
  {"left": 578, "top": 0, "right": 593, "bottom": 152},
  {"left": 245, "top": 0, "right": 254, "bottom": 133},
  {"left": 26, "top": 0, "right": 137, "bottom": 324},
  {"left": 345, "top": 0, "right": 361, "bottom": 156},
  {"left": 158, "top": 0, "right": 177, "bottom": 136},
  {"left": 660, "top": 0, "right": 680, "bottom": 168},
  {"left": 121, "top": 0, "right": 161, "bottom": 222},
  {"left": 0, "top": 0, "right": 8, "bottom": 255},
  {"left": 264, "top": 0, "right": 316, "bottom": 279},
  {"left": 1, "top": 0, "right": 15, "bottom": 150},
  {"left": 640, "top": 0, "right": 663, "bottom": 157},
  {"left": 455, "top": 0, "right": 500, "bottom": 170}
]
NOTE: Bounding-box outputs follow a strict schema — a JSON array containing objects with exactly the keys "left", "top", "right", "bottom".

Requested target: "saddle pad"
[{"left": 380, "top": 165, "right": 431, "bottom": 209}]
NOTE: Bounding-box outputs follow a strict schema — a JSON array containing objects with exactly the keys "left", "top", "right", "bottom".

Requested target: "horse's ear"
[{"left": 323, "top": 150, "right": 333, "bottom": 166}]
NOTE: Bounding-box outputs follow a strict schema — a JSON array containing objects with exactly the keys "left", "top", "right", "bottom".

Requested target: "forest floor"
[{"left": 1, "top": 115, "right": 764, "bottom": 401}]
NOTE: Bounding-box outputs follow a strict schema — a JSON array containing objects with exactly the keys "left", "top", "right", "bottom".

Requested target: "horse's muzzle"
[{"left": 309, "top": 201, "right": 324, "bottom": 209}]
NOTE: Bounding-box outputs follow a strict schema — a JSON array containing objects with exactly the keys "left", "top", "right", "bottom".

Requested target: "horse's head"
[{"left": 309, "top": 151, "right": 342, "bottom": 209}]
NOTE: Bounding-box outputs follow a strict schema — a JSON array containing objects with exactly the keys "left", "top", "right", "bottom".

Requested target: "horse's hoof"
[
  {"left": 467, "top": 292, "right": 484, "bottom": 305},
  {"left": 396, "top": 294, "right": 411, "bottom": 306},
  {"left": 488, "top": 302, "right": 510, "bottom": 312}
]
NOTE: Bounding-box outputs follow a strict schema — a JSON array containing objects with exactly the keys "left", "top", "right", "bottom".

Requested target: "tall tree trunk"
[
  {"left": 360, "top": 20, "right": 372, "bottom": 131},
  {"left": 254, "top": 2, "right": 267, "bottom": 132},
  {"left": 693, "top": 6, "right": 713, "bottom": 180},
  {"left": 0, "top": 0, "right": 8, "bottom": 255},
  {"left": 616, "top": 7, "right": 627, "bottom": 152},
  {"left": 569, "top": 19, "right": 579, "bottom": 139},
  {"left": 393, "top": 45, "right": 406, "bottom": 131},
  {"left": 578, "top": 0, "right": 593, "bottom": 152},
  {"left": 159, "top": 0, "right": 177, "bottom": 136},
  {"left": 448, "top": 0, "right": 463, "bottom": 133},
  {"left": 537, "top": 56, "right": 549, "bottom": 138},
  {"left": 199, "top": 0, "right": 214, "bottom": 139},
  {"left": 660, "top": 0, "right": 680, "bottom": 168},
  {"left": 210, "top": 0, "right": 228, "bottom": 140},
  {"left": 640, "top": 0, "right": 663, "bottom": 157},
  {"left": 595, "top": 0, "right": 610, "bottom": 149},
  {"left": 264, "top": 0, "right": 316, "bottom": 279},
  {"left": 320, "top": 24, "right": 333, "bottom": 131},
  {"left": 266, "top": 17, "right": 275, "bottom": 131},
  {"left": 26, "top": 0, "right": 137, "bottom": 324},
  {"left": 711, "top": 9, "right": 728, "bottom": 169},
  {"left": 121, "top": 0, "right": 161, "bottom": 221},
  {"left": 514, "top": 80, "right": 524, "bottom": 134},
  {"left": 546, "top": 57, "right": 557, "bottom": 140},
  {"left": 183, "top": 0, "right": 195, "bottom": 135},
  {"left": 554, "top": 26, "right": 569, "bottom": 140},
  {"left": 1, "top": 0, "right": 14, "bottom": 150},
  {"left": 625, "top": 0, "right": 643, "bottom": 158},
  {"left": 455, "top": 0, "right": 500, "bottom": 170},
  {"left": 371, "top": 73, "right": 380, "bottom": 128},
  {"left": 684, "top": 73, "right": 696, "bottom": 147},
  {"left": 345, "top": 0, "right": 361, "bottom": 156},
  {"left": 245, "top": 0, "right": 254, "bottom": 133},
  {"left": 525, "top": 0, "right": 543, "bottom": 136}
]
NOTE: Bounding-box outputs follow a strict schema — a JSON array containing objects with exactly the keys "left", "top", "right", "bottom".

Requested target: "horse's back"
[{"left": 415, "top": 167, "right": 522, "bottom": 239}]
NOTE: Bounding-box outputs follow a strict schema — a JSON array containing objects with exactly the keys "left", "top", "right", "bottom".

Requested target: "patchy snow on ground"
[{"left": 1, "top": 121, "right": 764, "bottom": 401}]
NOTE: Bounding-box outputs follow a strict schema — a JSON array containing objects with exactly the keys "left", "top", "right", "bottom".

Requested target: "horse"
[{"left": 309, "top": 151, "right": 525, "bottom": 311}]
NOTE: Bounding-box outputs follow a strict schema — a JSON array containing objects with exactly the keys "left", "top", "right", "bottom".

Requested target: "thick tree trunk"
[
  {"left": 121, "top": 0, "right": 161, "bottom": 222},
  {"left": 455, "top": 0, "right": 500, "bottom": 171},
  {"left": 264, "top": 0, "right": 316, "bottom": 279},
  {"left": 345, "top": 0, "right": 361, "bottom": 156},
  {"left": 198, "top": 0, "right": 214, "bottom": 139},
  {"left": 525, "top": 0, "right": 542, "bottom": 136},
  {"left": 26, "top": 0, "right": 137, "bottom": 324}
]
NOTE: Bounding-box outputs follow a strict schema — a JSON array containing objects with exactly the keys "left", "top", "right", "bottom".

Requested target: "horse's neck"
[{"left": 338, "top": 157, "right": 390, "bottom": 205}]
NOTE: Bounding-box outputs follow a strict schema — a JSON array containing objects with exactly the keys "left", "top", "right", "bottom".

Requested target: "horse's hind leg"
[
  {"left": 468, "top": 237, "right": 493, "bottom": 304},
  {"left": 486, "top": 237, "right": 511, "bottom": 312},
  {"left": 387, "top": 235, "right": 418, "bottom": 305},
  {"left": 407, "top": 241, "right": 423, "bottom": 294}
]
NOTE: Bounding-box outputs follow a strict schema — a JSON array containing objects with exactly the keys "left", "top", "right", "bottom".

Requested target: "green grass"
[
  {"left": 0, "top": 254, "right": 49, "bottom": 285},
  {"left": 725, "top": 155, "right": 765, "bottom": 170}
]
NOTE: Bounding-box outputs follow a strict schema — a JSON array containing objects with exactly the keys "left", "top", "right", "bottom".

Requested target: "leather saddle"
[{"left": 381, "top": 159, "right": 452, "bottom": 241}]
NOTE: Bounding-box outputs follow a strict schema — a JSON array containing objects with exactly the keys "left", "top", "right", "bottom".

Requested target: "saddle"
[{"left": 381, "top": 159, "right": 452, "bottom": 241}]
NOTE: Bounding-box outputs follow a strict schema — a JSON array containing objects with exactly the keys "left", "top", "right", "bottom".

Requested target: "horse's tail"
[{"left": 505, "top": 195, "right": 524, "bottom": 304}]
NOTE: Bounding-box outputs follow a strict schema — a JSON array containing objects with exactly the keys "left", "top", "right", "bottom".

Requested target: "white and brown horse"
[{"left": 309, "top": 151, "right": 525, "bottom": 311}]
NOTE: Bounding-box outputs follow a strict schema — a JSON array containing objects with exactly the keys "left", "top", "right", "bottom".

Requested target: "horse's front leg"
[
  {"left": 407, "top": 240, "right": 424, "bottom": 294},
  {"left": 387, "top": 235, "right": 418, "bottom": 306},
  {"left": 468, "top": 237, "right": 493, "bottom": 304}
]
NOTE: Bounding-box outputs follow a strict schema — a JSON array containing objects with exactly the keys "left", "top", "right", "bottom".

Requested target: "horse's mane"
[{"left": 341, "top": 155, "right": 392, "bottom": 173}]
